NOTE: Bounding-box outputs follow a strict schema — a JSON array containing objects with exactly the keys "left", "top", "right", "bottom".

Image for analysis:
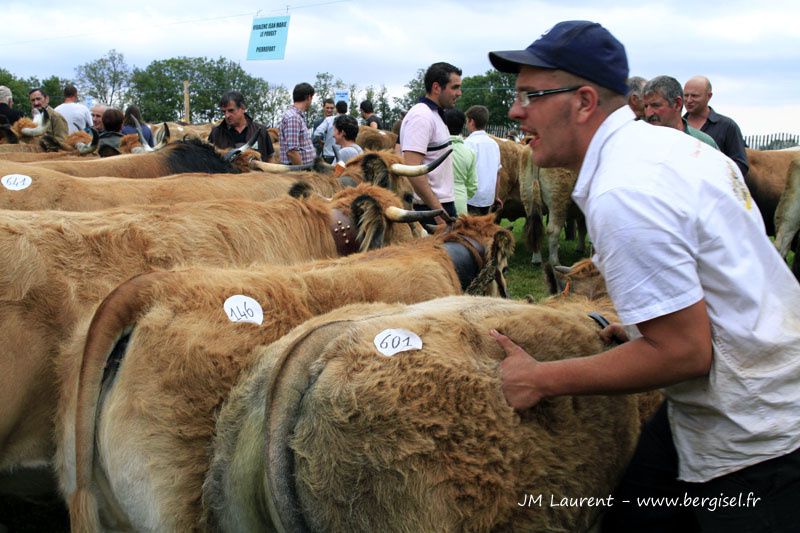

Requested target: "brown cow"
[
  {"left": 745, "top": 147, "right": 799, "bottom": 236},
  {"left": 774, "top": 157, "right": 800, "bottom": 277},
  {"left": 203, "top": 295, "right": 647, "bottom": 532},
  {"left": 356, "top": 125, "right": 398, "bottom": 151},
  {"left": 0, "top": 161, "right": 345, "bottom": 211},
  {"left": 0, "top": 184, "right": 428, "bottom": 494},
  {"left": 60, "top": 215, "right": 512, "bottom": 531},
  {"left": 493, "top": 135, "right": 586, "bottom": 265},
  {"left": 20, "top": 138, "right": 244, "bottom": 178}
]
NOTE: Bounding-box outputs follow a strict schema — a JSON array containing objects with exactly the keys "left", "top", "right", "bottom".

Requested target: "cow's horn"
[
  {"left": 554, "top": 265, "right": 572, "bottom": 274},
  {"left": 249, "top": 160, "right": 291, "bottom": 172},
  {"left": 131, "top": 116, "right": 154, "bottom": 152},
  {"left": 76, "top": 128, "right": 100, "bottom": 154},
  {"left": 390, "top": 148, "right": 453, "bottom": 177},
  {"left": 385, "top": 205, "right": 444, "bottom": 222},
  {"left": 223, "top": 130, "right": 260, "bottom": 162}
]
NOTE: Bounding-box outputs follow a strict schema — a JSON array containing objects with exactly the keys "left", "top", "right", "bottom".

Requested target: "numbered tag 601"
[{"left": 373, "top": 328, "right": 423, "bottom": 357}]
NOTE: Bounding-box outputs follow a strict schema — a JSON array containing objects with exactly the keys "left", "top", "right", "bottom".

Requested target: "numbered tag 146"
[{"left": 223, "top": 295, "right": 264, "bottom": 325}]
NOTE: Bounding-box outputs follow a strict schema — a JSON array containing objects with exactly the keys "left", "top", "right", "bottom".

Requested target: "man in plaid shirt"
[{"left": 279, "top": 82, "right": 316, "bottom": 165}]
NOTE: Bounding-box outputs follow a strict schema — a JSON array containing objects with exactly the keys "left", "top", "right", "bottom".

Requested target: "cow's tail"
[{"left": 70, "top": 270, "right": 169, "bottom": 532}]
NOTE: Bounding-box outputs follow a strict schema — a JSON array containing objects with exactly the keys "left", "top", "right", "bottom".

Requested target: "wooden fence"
[{"left": 743, "top": 132, "right": 800, "bottom": 150}]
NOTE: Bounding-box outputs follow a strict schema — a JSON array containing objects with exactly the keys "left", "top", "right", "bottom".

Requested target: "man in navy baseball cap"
[
  {"left": 489, "top": 20, "right": 629, "bottom": 95},
  {"left": 489, "top": 20, "right": 800, "bottom": 533}
]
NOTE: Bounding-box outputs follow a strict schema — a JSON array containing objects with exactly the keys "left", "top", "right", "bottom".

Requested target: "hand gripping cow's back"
[{"left": 206, "top": 295, "right": 646, "bottom": 533}]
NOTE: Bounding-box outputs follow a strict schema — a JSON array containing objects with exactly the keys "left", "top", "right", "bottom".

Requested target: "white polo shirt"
[
  {"left": 465, "top": 130, "right": 502, "bottom": 208},
  {"left": 573, "top": 106, "right": 800, "bottom": 482},
  {"left": 399, "top": 99, "right": 454, "bottom": 204}
]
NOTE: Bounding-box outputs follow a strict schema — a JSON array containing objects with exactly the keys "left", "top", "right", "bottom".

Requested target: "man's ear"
[{"left": 575, "top": 86, "right": 599, "bottom": 123}]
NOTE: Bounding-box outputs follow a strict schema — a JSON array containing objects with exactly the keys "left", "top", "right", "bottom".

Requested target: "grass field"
[
  {"left": 501, "top": 217, "right": 796, "bottom": 302},
  {"left": 502, "top": 217, "right": 588, "bottom": 302}
]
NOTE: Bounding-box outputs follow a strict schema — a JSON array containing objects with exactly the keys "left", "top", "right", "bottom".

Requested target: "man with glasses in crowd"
[{"left": 488, "top": 20, "right": 800, "bottom": 533}]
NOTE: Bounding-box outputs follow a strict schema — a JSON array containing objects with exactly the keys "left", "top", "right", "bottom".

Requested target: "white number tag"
[
  {"left": 223, "top": 295, "right": 264, "bottom": 325},
  {"left": 1, "top": 174, "right": 32, "bottom": 191},
  {"left": 374, "top": 328, "right": 422, "bottom": 357}
]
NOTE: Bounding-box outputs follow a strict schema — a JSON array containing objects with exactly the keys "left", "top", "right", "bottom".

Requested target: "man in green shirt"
[
  {"left": 643, "top": 76, "right": 718, "bottom": 149},
  {"left": 443, "top": 108, "right": 477, "bottom": 216}
]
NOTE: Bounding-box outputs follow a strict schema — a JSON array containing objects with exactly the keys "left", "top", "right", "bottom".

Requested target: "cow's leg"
[{"left": 546, "top": 215, "right": 563, "bottom": 266}]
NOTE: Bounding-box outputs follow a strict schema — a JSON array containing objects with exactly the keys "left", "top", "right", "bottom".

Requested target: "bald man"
[{"left": 683, "top": 76, "right": 748, "bottom": 176}]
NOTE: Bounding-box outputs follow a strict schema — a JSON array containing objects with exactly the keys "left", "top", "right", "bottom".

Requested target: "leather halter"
[
  {"left": 329, "top": 209, "right": 360, "bottom": 256},
  {"left": 443, "top": 235, "right": 485, "bottom": 292}
]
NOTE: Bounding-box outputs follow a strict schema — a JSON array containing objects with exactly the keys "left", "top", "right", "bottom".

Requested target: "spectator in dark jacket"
[{"left": 208, "top": 90, "right": 274, "bottom": 162}]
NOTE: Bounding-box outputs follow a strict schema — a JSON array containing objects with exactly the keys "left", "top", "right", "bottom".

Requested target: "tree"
[
  {"left": 393, "top": 68, "right": 426, "bottom": 113},
  {"left": 456, "top": 70, "right": 516, "bottom": 128},
  {"left": 75, "top": 49, "right": 131, "bottom": 108},
  {"left": 128, "top": 56, "right": 288, "bottom": 124}
]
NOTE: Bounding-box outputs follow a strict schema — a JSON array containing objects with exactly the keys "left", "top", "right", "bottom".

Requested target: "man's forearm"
[{"left": 407, "top": 175, "right": 441, "bottom": 210}]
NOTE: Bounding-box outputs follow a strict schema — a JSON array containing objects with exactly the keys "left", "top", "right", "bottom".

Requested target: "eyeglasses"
[{"left": 516, "top": 85, "right": 582, "bottom": 107}]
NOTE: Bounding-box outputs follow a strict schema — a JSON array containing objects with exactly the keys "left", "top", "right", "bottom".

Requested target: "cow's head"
[
  {"left": 318, "top": 184, "right": 438, "bottom": 252},
  {"left": 338, "top": 149, "right": 452, "bottom": 210},
  {"left": 544, "top": 259, "right": 607, "bottom": 300}
]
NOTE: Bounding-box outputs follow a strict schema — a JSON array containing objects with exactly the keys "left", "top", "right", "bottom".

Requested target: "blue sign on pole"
[{"left": 247, "top": 16, "right": 290, "bottom": 60}]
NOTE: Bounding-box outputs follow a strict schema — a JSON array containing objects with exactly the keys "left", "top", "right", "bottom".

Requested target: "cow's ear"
[
  {"left": 361, "top": 153, "right": 390, "bottom": 189},
  {"left": 288, "top": 181, "right": 313, "bottom": 198},
  {"left": 350, "top": 194, "right": 386, "bottom": 252}
]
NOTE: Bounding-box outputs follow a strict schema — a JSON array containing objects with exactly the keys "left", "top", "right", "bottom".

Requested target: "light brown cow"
[
  {"left": 745, "top": 147, "right": 800, "bottom": 236},
  {"left": 20, "top": 138, "right": 244, "bottom": 178},
  {"left": 0, "top": 161, "right": 345, "bottom": 211},
  {"left": 203, "top": 295, "right": 647, "bottom": 532},
  {"left": 493, "top": 135, "right": 586, "bottom": 265},
  {"left": 0, "top": 184, "right": 426, "bottom": 493},
  {"left": 774, "top": 157, "right": 800, "bottom": 277},
  {"left": 356, "top": 125, "right": 398, "bottom": 151},
  {"left": 60, "top": 215, "right": 512, "bottom": 531}
]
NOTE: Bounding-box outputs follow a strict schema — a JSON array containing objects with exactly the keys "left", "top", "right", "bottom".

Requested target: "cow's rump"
[{"left": 206, "top": 296, "right": 644, "bottom": 532}]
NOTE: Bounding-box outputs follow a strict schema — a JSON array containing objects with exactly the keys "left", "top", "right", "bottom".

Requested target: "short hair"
[
  {"left": 28, "top": 87, "right": 47, "bottom": 98},
  {"left": 465, "top": 105, "right": 489, "bottom": 130},
  {"left": 63, "top": 85, "right": 78, "bottom": 98},
  {"left": 333, "top": 114, "right": 359, "bottom": 141},
  {"left": 424, "top": 62, "right": 462, "bottom": 93},
  {"left": 643, "top": 75, "right": 683, "bottom": 105},
  {"left": 359, "top": 100, "right": 374, "bottom": 113},
  {"left": 335, "top": 100, "right": 348, "bottom": 114},
  {"left": 102, "top": 108, "right": 124, "bottom": 132},
  {"left": 219, "top": 90, "right": 245, "bottom": 109},
  {"left": 323, "top": 98, "right": 335, "bottom": 106},
  {"left": 123, "top": 105, "right": 144, "bottom": 126},
  {"left": 626, "top": 76, "right": 647, "bottom": 98},
  {"left": 293, "top": 82, "right": 315, "bottom": 102},
  {"left": 443, "top": 108, "right": 466, "bottom": 136}
]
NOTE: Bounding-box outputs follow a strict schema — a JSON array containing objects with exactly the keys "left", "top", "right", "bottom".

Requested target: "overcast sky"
[{"left": 3, "top": 0, "right": 798, "bottom": 135}]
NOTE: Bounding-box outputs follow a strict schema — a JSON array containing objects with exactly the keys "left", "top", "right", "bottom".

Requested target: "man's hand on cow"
[
  {"left": 490, "top": 329, "right": 544, "bottom": 410},
  {"left": 599, "top": 324, "right": 630, "bottom": 345}
]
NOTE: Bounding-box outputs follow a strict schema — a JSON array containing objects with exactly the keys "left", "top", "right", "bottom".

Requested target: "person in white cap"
[
  {"left": 488, "top": 20, "right": 800, "bottom": 533},
  {"left": 0, "top": 85, "right": 23, "bottom": 125}
]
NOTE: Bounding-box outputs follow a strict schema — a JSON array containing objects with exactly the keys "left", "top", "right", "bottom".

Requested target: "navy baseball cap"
[{"left": 489, "top": 20, "right": 629, "bottom": 95}]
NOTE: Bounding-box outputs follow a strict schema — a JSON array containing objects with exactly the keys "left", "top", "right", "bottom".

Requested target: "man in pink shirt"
[{"left": 399, "top": 62, "right": 462, "bottom": 226}]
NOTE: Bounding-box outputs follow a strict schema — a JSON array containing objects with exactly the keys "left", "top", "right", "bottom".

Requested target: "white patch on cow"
[
  {"left": 373, "top": 328, "right": 422, "bottom": 357},
  {"left": 1, "top": 174, "right": 32, "bottom": 191},
  {"left": 224, "top": 295, "right": 264, "bottom": 325},
  {"left": 379, "top": 131, "right": 386, "bottom": 136}
]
